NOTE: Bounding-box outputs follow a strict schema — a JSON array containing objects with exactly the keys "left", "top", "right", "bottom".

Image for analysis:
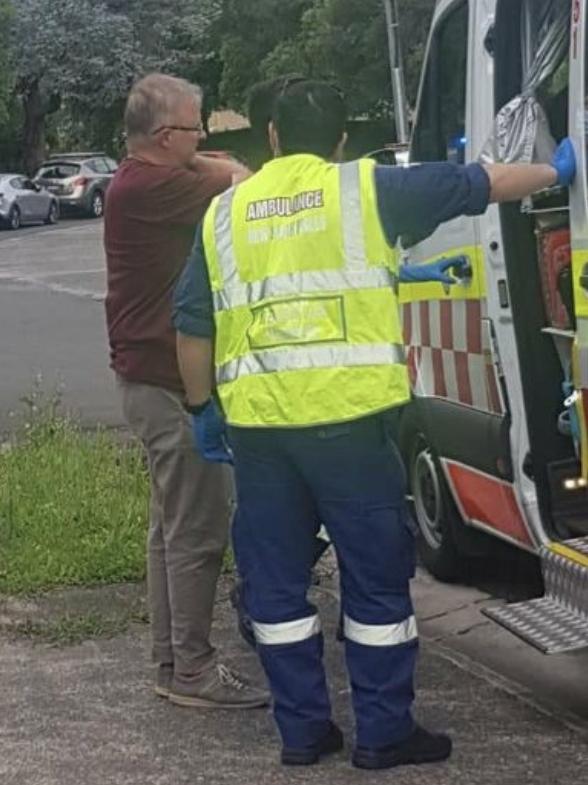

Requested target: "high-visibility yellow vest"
[{"left": 202, "top": 153, "right": 410, "bottom": 427}]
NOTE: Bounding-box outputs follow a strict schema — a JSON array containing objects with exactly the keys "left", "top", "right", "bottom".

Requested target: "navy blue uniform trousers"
[{"left": 229, "top": 411, "right": 418, "bottom": 750}]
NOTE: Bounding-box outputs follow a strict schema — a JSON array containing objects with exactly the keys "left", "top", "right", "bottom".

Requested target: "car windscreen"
[{"left": 36, "top": 163, "right": 80, "bottom": 179}]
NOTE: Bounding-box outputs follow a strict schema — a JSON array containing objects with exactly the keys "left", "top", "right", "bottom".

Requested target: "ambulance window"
[{"left": 411, "top": 0, "right": 469, "bottom": 163}]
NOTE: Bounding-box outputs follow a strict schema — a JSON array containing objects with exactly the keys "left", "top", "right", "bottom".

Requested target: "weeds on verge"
[
  {"left": 0, "top": 382, "right": 149, "bottom": 594},
  {"left": 6, "top": 607, "right": 150, "bottom": 647}
]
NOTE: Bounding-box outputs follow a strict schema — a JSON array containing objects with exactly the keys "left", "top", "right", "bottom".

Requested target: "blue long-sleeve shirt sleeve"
[
  {"left": 173, "top": 224, "right": 215, "bottom": 338},
  {"left": 375, "top": 161, "right": 490, "bottom": 248},
  {"left": 173, "top": 161, "right": 491, "bottom": 338}
]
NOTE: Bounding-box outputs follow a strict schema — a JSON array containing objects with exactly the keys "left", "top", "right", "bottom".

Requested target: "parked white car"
[{"left": 0, "top": 174, "right": 59, "bottom": 230}]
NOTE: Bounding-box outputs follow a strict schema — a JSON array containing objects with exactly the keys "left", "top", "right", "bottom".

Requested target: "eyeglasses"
[{"left": 151, "top": 123, "right": 205, "bottom": 135}]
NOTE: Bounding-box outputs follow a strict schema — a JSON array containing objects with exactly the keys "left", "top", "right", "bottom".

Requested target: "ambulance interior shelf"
[
  {"left": 532, "top": 199, "right": 576, "bottom": 450},
  {"left": 533, "top": 204, "right": 574, "bottom": 336}
]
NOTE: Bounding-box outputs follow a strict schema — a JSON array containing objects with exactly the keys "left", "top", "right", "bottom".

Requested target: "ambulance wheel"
[{"left": 409, "top": 434, "right": 463, "bottom": 582}]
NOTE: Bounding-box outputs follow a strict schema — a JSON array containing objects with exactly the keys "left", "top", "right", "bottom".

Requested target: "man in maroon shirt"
[{"left": 104, "top": 73, "right": 268, "bottom": 709}]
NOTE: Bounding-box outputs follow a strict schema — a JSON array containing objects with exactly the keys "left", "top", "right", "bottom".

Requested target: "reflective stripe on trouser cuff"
[
  {"left": 343, "top": 614, "right": 418, "bottom": 647},
  {"left": 218, "top": 343, "right": 406, "bottom": 385},
  {"left": 252, "top": 614, "right": 321, "bottom": 645}
]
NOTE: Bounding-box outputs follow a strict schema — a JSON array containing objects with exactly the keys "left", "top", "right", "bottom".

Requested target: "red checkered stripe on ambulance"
[{"left": 402, "top": 299, "right": 504, "bottom": 415}]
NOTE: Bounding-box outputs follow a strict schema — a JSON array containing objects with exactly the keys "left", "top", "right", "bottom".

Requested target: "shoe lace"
[{"left": 217, "top": 664, "right": 247, "bottom": 691}]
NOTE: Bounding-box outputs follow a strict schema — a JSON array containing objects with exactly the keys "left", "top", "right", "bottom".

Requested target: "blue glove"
[
  {"left": 398, "top": 255, "right": 468, "bottom": 285},
  {"left": 552, "top": 138, "right": 576, "bottom": 188},
  {"left": 190, "top": 399, "right": 233, "bottom": 464}
]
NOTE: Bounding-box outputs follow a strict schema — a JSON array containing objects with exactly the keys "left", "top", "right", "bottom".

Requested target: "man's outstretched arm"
[
  {"left": 376, "top": 138, "right": 576, "bottom": 249},
  {"left": 484, "top": 137, "right": 575, "bottom": 202}
]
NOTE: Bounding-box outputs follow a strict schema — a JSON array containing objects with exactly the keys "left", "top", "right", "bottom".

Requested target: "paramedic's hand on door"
[
  {"left": 552, "top": 138, "right": 576, "bottom": 187},
  {"left": 191, "top": 399, "right": 234, "bottom": 464},
  {"left": 399, "top": 256, "right": 462, "bottom": 285}
]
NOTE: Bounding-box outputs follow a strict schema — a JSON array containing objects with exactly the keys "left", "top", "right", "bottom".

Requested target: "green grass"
[{"left": 0, "top": 412, "right": 150, "bottom": 595}]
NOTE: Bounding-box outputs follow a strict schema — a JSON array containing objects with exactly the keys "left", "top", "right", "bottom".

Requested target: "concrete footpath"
[{"left": 1, "top": 574, "right": 587, "bottom": 785}]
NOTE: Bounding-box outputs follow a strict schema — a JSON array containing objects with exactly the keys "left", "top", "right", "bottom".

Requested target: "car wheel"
[
  {"left": 8, "top": 205, "right": 21, "bottom": 230},
  {"left": 45, "top": 201, "right": 59, "bottom": 225},
  {"left": 89, "top": 191, "right": 104, "bottom": 218},
  {"left": 409, "top": 432, "right": 463, "bottom": 582}
]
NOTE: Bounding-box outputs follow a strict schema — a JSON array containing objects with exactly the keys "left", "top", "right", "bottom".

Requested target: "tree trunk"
[{"left": 22, "top": 81, "right": 46, "bottom": 175}]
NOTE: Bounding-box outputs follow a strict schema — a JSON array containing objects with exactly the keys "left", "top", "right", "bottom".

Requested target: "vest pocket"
[{"left": 247, "top": 295, "right": 346, "bottom": 350}]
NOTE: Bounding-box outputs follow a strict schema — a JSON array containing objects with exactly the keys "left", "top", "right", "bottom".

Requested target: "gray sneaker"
[
  {"left": 168, "top": 663, "right": 270, "bottom": 709},
  {"left": 154, "top": 663, "right": 173, "bottom": 699}
]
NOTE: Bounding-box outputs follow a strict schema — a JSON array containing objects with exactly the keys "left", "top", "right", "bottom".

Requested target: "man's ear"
[
  {"left": 332, "top": 132, "right": 348, "bottom": 162},
  {"left": 157, "top": 129, "right": 172, "bottom": 150},
  {"left": 269, "top": 121, "right": 280, "bottom": 157}
]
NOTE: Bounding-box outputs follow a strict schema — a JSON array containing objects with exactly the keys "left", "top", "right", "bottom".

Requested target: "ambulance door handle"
[
  {"left": 580, "top": 263, "right": 588, "bottom": 292},
  {"left": 448, "top": 255, "right": 472, "bottom": 283}
]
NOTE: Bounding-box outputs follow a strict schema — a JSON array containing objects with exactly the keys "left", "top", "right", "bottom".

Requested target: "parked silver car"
[
  {"left": 0, "top": 174, "right": 59, "bottom": 230},
  {"left": 34, "top": 153, "right": 118, "bottom": 218}
]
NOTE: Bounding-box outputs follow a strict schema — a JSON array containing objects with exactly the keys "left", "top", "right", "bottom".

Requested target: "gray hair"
[{"left": 124, "top": 73, "right": 202, "bottom": 140}]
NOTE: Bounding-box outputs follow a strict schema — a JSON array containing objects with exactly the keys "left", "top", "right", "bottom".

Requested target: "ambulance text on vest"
[{"left": 246, "top": 190, "right": 324, "bottom": 222}]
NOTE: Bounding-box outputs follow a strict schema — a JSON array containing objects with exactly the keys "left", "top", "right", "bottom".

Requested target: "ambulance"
[{"left": 397, "top": 0, "right": 588, "bottom": 653}]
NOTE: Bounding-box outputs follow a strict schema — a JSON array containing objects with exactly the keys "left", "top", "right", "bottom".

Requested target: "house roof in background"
[{"left": 207, "top": 110, "right": 249, "bottom": 133}]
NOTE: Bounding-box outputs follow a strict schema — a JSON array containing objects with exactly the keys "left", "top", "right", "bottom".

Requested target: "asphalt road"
[{"left": 0, "top": 217, "right": 120, "bottom": 435}]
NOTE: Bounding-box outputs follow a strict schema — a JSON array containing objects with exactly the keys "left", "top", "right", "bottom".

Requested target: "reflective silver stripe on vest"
[
  {"left": 212, "top": 161, "right": 392, "bottom": 312},
  {"left": 343, "top": 614, "right": 418, "bottom": 647},
  {"left": 214, "top": 186, "right": 239, "bottom": 290},
  {"left": 339, "top": 160, "right": 367, "bottom": 271},
  {"left": 218, "top": 343, "right": 406, "bottom": 385},
  {"left": 212, "top": 267, "right": 395, "bottom": 311},
  {"left": 252, "top": 614, "right": 321, "bottom": 646}
]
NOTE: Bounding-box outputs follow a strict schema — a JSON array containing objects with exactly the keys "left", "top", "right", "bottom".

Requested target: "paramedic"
[
  {"left": 173, "top": 80, "right": 576, "bottom": 769},
  {"left": 229, "top": 75, "right": 332, "bottom": 649}
]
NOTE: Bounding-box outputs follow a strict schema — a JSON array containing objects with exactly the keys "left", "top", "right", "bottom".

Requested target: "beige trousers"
[{"left": 118, "top": 378, "right": 231, "bottom": 675}]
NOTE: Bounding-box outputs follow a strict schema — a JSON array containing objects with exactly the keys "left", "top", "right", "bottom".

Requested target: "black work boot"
[
  {"left": 352, "top": 724, "right": 452, "bottom": 770},
  {"left": 281, "top": 722, "right": 344, "bottom": 766}
]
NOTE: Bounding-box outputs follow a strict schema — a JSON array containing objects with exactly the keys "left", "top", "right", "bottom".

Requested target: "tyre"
[
  {"left": 45, "top": 200, "right": 59, "bottom": 225},
  {"left": 89, "top": 191, "right": 104, "bottom": 218},
  {"left": 409, "top": 431, "right": 463, "bottom": 582},
  {"left": 8, "top": 205, "right": 21, "bottom": 230}
]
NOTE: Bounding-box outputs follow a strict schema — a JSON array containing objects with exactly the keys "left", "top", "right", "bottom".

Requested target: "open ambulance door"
[
  {"left": 484, "top": 0, "right": 588, "bottom": 653},
  {"left": 397, "top": 0, "right": 529, "bottom": 581}
]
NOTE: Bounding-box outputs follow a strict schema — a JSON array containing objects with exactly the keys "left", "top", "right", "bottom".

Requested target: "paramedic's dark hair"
[
  {"left": 273, "top": 80, "right": 347, "bottom": 159},
  {"left": 248, "top": 76, "right": 300, "bottom": 137}
]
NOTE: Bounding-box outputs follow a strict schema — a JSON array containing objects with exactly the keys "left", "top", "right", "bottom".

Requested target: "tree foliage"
[
  {"left": 217, "top": 0, "right": 436, "bottom": 116},
  {"left": 8, "top": 0, "right": 137, "bottom": 170},
  {"left": 0, "top": 0, "right": 14, "bottom": 126},
  {"left": 0, "top": 0, "right": 435, "bottom": 169},
  {"left": 218, "top": 0, "right": 313, "bottom": 110},
  {"left": 4, "top": 0, "right": 222, "bottom": 170}
]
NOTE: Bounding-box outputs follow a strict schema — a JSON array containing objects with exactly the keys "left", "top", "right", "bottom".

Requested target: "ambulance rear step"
[{"left": 483, "top": 538, "right": 588, "bottom": 654}]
